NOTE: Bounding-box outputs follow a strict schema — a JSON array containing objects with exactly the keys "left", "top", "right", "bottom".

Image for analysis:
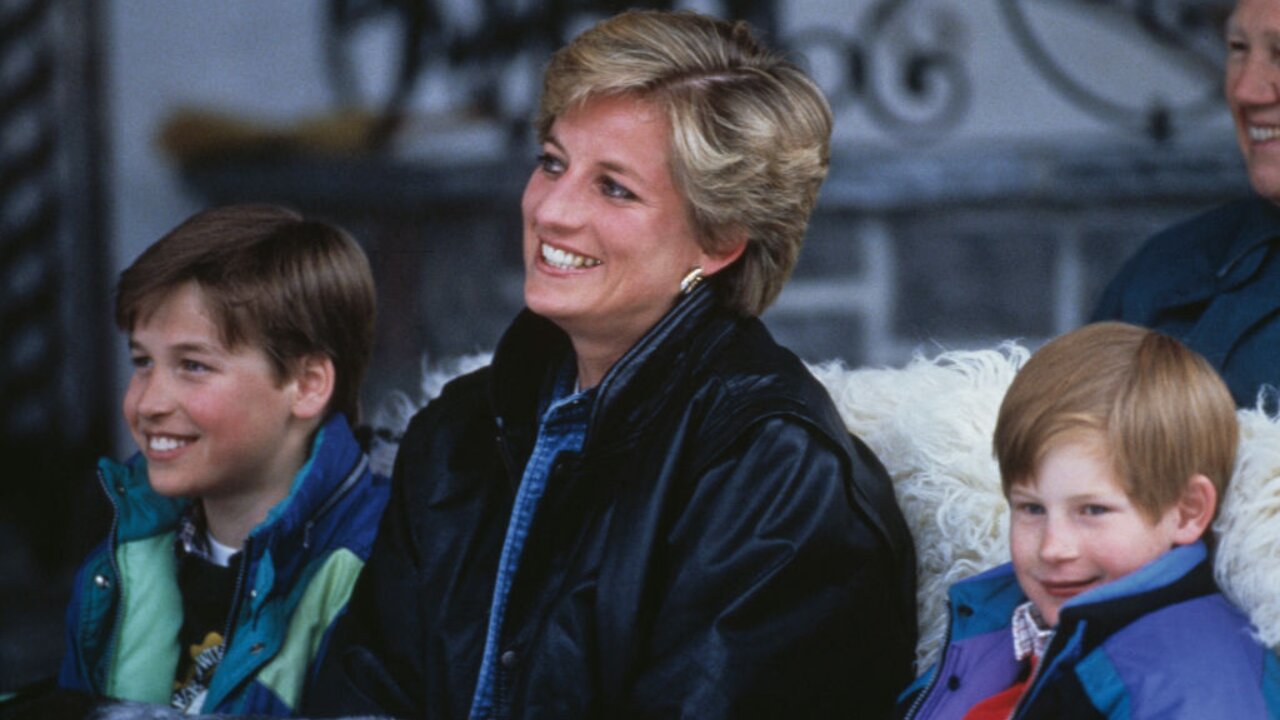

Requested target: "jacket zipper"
[
  {"left": 906, "top": 616, "right": 1059, "bottom": 720},
  {"left": 303, "top": 454, "right": 369, "bottom": 549},
  {"left": 903, "top": 611, "right": 954, "bottom": 719},
  {"left": 1006, "top": 653, "right": 1045, "bottom": 720},
  {"left": 199, "top": 532, "right": 254, "bottom": 712},
  {"left": 210, "top": 452, "right": 369, "bottom": 707},
  {"left": 494, "top": 417, "right": 519, "bottom": 487},
  {"left": 95, "top": 467, "right": 126, "bottom": 694},
  {"left": 1008, "top": 624, "right": 1073, "bottom": 720}
]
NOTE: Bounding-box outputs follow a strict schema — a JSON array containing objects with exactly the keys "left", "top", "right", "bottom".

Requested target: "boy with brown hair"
[
  {"left": 57, "top": 204, "right": 390, "bottom": 716},
  {"left": 899, "top": 322, "right": 1280, "bottom": 719}
]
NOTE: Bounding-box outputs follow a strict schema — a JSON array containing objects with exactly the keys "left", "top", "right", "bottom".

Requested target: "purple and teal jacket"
[{"left": 900, "top": 542, "right": 1280, "bottom": 719}]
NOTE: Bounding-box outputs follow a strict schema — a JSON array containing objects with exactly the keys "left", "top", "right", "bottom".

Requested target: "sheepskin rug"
[
  {"left": 809, "top": 346, "right": 1024, "bottom": 671},
  {"left": 1212, "top": 406, "right": 1280, "bottom": 650},
  {"left": 367, "top": 353, "right": 492, "bottom": 477},
  {"left": 381, "top": 347, "right": 1280, "bottom": 675}
]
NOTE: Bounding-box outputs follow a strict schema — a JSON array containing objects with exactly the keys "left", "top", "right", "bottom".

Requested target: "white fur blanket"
[
  {"left": 382, "top": 347, "right": 1280, "bottom": 674},
  {"left": 809, "top": 346, "right": 1024, "bottom": 671}
]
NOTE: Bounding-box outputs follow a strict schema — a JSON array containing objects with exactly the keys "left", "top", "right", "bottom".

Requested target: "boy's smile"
[
  {"left": 1008, "top": 435, "right": 1194, "bottom": 626},
  {"left": 123, "top": 282, "right": 311, "bottom": 544}
]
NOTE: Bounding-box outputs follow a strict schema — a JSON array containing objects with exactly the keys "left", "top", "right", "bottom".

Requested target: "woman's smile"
[
  {"left": 539, "top": 241, "right": 603, "bottom": 270},
  {"left": 520, "top": 93, "right": 724, "bottom": 386}
]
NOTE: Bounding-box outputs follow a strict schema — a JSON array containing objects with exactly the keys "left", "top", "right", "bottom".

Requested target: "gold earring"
[{"left": 680, "top": 266, "right": 704, "bottom": 295}]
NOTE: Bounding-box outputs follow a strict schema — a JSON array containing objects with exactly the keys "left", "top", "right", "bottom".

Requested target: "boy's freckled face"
[
  {"left": 1009, "top": 438, "right": 1183, "bottom": 626},
  {"left": 123, "top": 282, "right": 302, "bottom": 504}
]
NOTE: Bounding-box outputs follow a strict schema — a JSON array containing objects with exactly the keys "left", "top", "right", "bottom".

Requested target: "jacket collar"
[
  {"left": 99, "top": 454, "right": 187, "bottom": 544},
  {"left": 1143, "top": 196, "right": 1280, "bottom": 310},
  {"left": 254, "top": 413, "right": 369, "bottom": 549},
  {"left": 1052, "top": 542, "right": 1215, "bottom": 642},
  {"left": 1217, "top": 195, "right": 1280, "bottom": 290},
  {"left": 489, "top": 284, "right": 729, "bottom": 453},
  {"left": 101, "top": 413, "right": 369, "bottom": 559},
  {"left": 948, "top": 542, "right": 1214, "bottom": 644}
]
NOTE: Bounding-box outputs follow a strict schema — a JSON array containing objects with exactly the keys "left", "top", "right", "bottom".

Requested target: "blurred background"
[{"left": 0, "top": 0, "right": 1245, "bottom": 690}]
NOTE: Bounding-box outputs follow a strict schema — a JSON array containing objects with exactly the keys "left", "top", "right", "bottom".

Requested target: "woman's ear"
[
  {"left": 700, "top": 226, "right": 748, "bottom": 276},
  {"left": 1171, "top": 473, "right": 1217, "bottom": 545},
  {"left": 290, "top": 354, "right": 336, "bottom": 421}
]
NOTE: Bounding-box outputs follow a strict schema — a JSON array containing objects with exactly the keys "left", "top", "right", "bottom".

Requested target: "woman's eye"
[
  {"left": 601, "top": 177, "right": 637, "bottom": 200},
  {"left": 536, "top": 152, "right": 565, "bottom": 175}
]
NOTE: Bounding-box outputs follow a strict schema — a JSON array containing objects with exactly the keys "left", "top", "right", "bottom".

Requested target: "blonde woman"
[{"left": 311, "top": 10, "right": 916, "bottom": 719}]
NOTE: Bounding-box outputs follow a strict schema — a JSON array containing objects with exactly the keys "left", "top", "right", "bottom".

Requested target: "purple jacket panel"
[{"left": 1097, "top": 593, "right": 1270, "bottom": 718}]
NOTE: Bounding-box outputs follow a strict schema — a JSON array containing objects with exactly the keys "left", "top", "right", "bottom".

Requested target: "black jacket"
[{"left": 309, "top": 287, "right": 917, "bottom": 719}]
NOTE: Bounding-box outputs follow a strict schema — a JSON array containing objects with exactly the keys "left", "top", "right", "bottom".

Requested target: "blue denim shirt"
[{"left": 470, "top": 363, "right": 592, "bottom": 720}]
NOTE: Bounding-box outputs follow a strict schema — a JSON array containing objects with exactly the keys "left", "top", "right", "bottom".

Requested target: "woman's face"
[
  {"left": 522, "top": 94, "right": 728, "bottom": 356},
  {"left": 1226, "top": 0, "right": 1280, "bottom": 202}
]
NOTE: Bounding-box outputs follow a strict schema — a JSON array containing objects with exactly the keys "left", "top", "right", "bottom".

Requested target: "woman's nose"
[{"left": 528, "top": 174, "right": 585, "bottom": 232}]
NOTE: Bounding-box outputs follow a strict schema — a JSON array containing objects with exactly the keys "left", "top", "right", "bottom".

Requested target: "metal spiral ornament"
[
  {"left": 788, "top": 0, "right": 973, "bottom": 143},
  {"left": 997, "top": 0, "right": 1228, "bottom": 141}
]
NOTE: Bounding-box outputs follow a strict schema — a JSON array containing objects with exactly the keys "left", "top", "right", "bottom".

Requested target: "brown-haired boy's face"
[
  {"left": 123, "top": 282, "right": 304, "bottom": 520},
  {"left": 1008, "top": 437, "right": 1184, "bottom": 626}
]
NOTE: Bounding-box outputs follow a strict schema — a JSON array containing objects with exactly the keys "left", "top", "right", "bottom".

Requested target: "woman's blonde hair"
[
  {"left": 994, "top": 322, "right": 1238, "bottom": 523},
  {"left": 536, "top": 10, "right": 833, "bottom": 316}
]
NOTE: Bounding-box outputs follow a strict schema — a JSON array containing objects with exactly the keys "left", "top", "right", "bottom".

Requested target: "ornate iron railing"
[
  {"left": 995, "top": 0, "right": 1230, "bottom": 140},
  {"left": 323, "top": 0, "right": 1234, "bottom": 146}
]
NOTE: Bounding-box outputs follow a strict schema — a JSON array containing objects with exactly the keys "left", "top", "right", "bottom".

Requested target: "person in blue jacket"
[
  {"left": 57, "top": 204, "right": 390, "bottom": 716},
  {"left": 899, "top": 322, "right": 1280, "bottom": 719},
  {"left": 1093, "top": 0, "right": 1280, "bottom": 408}
]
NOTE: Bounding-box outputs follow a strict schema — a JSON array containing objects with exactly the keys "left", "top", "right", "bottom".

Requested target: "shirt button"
[
  {"left": 500, "top": 650, "right": 519, "bottom": 669},
  {"left": 947, "top": 675, "right": 961, "bottom": 691},
  {"left": 249, "top": 589, "right": 258, "bottom": 599},
  {"left": 250, "top": 642, "right": 265, "bottom": 654},
  {"left": 957, "top": 605, "right": 974, "bottom": 618},
  {"left": 93, "top": 574, "right": 110, "bottom": 589}
]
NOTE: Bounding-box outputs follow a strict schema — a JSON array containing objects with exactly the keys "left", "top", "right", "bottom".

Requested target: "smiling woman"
[
  {"left": 308, "top": 9, "right": 918, "bottom": 720},
  {"left": 521, "top": 95, "right": 742, "bottom": 388}
]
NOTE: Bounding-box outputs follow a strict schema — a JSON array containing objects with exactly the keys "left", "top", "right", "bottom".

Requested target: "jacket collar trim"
[
  {"left": 255, "top": 413, "right": 368, "bottom": 545},
  {"left": 948, "top": 541, "right": 1212, "bottom": 644},
  {"left": 1061, "top": 541, "right": 1205, "bottom": 611},
  {"left": 586, "top": 284, "right": 720, "bottom": 446},
  {"left": 489, "top": 284, "right": 725, "bottom": 451}
]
